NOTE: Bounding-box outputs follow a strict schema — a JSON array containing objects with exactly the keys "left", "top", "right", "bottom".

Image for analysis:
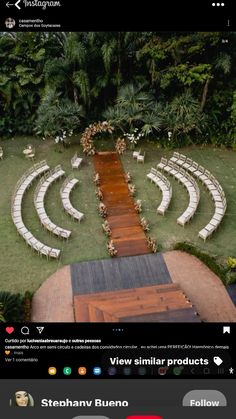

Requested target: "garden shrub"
[
  {"left": 0, "top": 291, "right": 33, "bottom": 322},
  {"left": 227, "top": 257, "right": 236, "bottom": 270},
  {"left": 225, "top": 271, "right": 236, "bottom": 286}
]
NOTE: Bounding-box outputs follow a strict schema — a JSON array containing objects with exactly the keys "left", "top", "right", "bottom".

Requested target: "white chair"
[
  {"left": 137, "top": 152, "right": 145, "bottom": 163},
  {"left": 71, "top": 153, "right": 83, "bottom": 169},
  {"left": 25, "top": 152, "right": 35, "bottom": 161},
  {"left": 133, "top": 149, "right": 141, "bottom": 159},
  {"left": 0, "top": 147, "right": 3, "bottom": 160}
]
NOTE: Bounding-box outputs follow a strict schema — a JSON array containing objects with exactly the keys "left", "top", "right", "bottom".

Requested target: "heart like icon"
[
  {"left": 6, "top": 327, "right": 14, "bottom": 334},
  {"left": 5, "top": 350, "right": 11, "bottom": 355}
]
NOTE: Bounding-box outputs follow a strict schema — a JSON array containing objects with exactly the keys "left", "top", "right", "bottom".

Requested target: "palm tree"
[
  {"left": 100, "top": 32, "right": 151, "bottom": 89},
  {"left": 141, "top": 103, "right": 163, "bottom": 136},
  {"left": 116, "top": 82, "right": 155, "bottom": 130},
  {"left": 103, "top": 106, "right": 127, "bottom": 132},
  {"left": 44, "top": 33, "right": 95, "bottom": 110},
  {"left": 164, "top": 90, "right": 206, "bottom": 136}
]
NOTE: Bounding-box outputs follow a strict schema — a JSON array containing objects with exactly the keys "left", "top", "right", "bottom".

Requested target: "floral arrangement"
[
  {"left": 124, "top": 128, "right": 144, "bottom": 148},
  {"left": 99, "top": 202, "right": 107, "bottom": 218},
  {"left": 146, "top": 236, "right": 157, "bottom": 253},
  {"left": 140, "top": 217, "right": 150, "bottom": 232},
  {"left": 125, "top": 172, "right": 132, "bottom": 183},
  {"left": 54, "top": 130, "right": 73, "bottom": 144},
  {"left": 107, "top": 239, "right": 117, "bottom": 257},
  {"left": 80, "top": 121, "right": 114, "bottom": 155},
  {"left": 95, "top": 187, "right": 103, "bottom": 201},
  {"left": 134, "top": 199, "right": 142, "bottom": 213},
  {"left": 102, "top": 220, "right": 111, "bottom": 237},
  {"left": 128, "top": 183, "right": 136, "bottom": 196},
  {"left": 115, "top": 137, "right": 126, "bottom": 154},
  {"left": 93, "top": 172, "right": 100, "bottom": 186}
]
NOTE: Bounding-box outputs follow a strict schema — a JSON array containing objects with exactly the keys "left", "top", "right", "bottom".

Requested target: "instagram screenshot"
[{"left": 0, "top": 0, "right": 235, "bottom": 418}]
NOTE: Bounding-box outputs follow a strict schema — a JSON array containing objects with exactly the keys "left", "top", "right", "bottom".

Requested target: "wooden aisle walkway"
[{"left": 93, "top": 152, "right": 151, "bottom": 257}]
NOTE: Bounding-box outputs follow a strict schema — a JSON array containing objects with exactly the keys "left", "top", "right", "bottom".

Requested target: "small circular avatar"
[
  {"left": 5, "top": 17, "right": 16, "bottom": 29},
  {"left": 10, "top": 391, "right": 34, "bottom": 407}
]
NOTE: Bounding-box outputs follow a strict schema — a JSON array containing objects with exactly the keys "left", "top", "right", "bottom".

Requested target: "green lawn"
[
  {"left": 0, "top": 136, "right": 107, "bottom": 294},
  {"left": 0, "top": 136, "right": 235, "bottom": 294},
  {"left": 121, "top": 141, "right": 236, "bottom": 264}
]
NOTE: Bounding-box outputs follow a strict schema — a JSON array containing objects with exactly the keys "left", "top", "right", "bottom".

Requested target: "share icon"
[{"left": 36, "top": 326, "right": 45, "bottom": 334}]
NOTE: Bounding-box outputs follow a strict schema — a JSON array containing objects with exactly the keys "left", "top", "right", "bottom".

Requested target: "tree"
[
  {"left": 1, "top": 31, "right": 236, "bottom": 141},
  {"left": 0, "top": 32, "right": 51, "bottom": 135}
]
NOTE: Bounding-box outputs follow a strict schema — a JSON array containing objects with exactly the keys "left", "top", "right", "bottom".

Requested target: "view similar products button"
[{"left": 183, "top": 390, "right": 227, "bottom": 407}]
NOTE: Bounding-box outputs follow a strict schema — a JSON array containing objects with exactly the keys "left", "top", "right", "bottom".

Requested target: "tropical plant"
[
  {"left": 35, "top": 91, "right": 83, "bottom": 138},
  {"left": 163, "top": 90, "right": 207, "bottom": 137},
  {"left": 116, "top": 83, "right": 154, "bottom": 128},
  {"left": 141, "top": 106, "right": 163, "bottom": 136},
  {"left": 0, "top": 32, "right": 50, "bottom": 135},
  {"left": 1, "top": 31, "right": 236, "bottom": 142},
  {"left": 0, "top": 292, "right": 24, "bottom": 322},
  {"left": 104, "top": 82, "right": 158, "bottom": 134}
]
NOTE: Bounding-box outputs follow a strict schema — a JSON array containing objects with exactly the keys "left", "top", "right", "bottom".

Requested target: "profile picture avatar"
[
  {"left": 10, "top": 391, "right": 34, "bottom": 407},
  {"left": 5, "top": 18, "right": 16, "bottom": 29}
]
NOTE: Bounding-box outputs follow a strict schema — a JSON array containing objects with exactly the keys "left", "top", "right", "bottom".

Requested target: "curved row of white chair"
[
  {"left": 147, "top": 168, "right": 172, "bottom": 215},
  {"left": 60, "top": 176, "right": 84, "bottom": 222},
  {"left": 170, "top": 152, "right": 227, "bottom": 240},
  {"left": 11, "top": 161, "right": 61, "bottom": 259},
  {"left": 157, "top": 158, "right": 200, "bottom": 226},
  {"left": 34, "top": 165, "right": 71, "bottom": 240}
]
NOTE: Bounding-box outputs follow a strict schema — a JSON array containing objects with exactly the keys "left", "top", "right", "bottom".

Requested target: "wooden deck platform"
[
  {"left": 72, "top": 253, "right": 200, "bottom": 323},
  {"left": 74, "top": 283, "right": 200, "bottom": 322},
  {"left": 93, "top": 152, "right": 151, "bottom": 257}
]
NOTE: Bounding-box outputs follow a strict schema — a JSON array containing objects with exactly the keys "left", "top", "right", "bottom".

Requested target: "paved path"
[
  {"left": 31, "top": 265, "right": 74, "bottom": 322},
  {"left": 163, "top": 250, "right": 236, "bottom": 322},
  {"left": 93, "top": 152, "right": 151, "bottom": 257}
]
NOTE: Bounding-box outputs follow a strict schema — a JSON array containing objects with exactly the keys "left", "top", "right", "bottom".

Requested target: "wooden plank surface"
[
  {"left": 74, "top": 284, "right": 200, "bottom": 322},
  {"left": 71, "top": 253, "right": 172, "bottom": 296},
  {"left": 93, "top": 152, "right": 151, "bottom": 257}
]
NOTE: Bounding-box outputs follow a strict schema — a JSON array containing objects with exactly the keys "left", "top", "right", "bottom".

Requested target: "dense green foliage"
[
  {"left": 0, "top": 292, "right": 25, "bottom": 322},
  {"left": 34, "top": 93, "right": 84, "bottom": 138},
  {"left": 1, "top": 32, "right": 236, "bottom": 145}
]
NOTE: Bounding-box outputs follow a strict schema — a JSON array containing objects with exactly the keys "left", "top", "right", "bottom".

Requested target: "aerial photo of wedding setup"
[{"left": 0, "top": 31, "right": 236, "bottom": 323}]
